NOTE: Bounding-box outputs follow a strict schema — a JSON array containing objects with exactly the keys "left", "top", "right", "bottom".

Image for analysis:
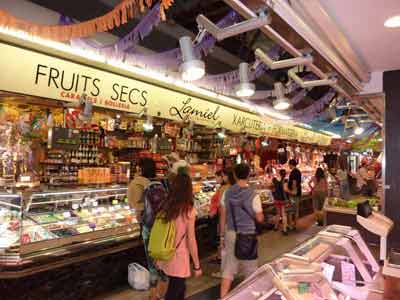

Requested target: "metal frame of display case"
[
  {"left": 224, "top": 225, "right": 383, "bottom": 300},
  {"left": 0, "top": 186, "right": 140, "bottom": 277}
]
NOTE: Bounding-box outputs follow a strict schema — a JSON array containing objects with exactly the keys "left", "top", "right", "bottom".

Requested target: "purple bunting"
[{"left": 289, "top": 90, "right": 336, "bottom": 122}]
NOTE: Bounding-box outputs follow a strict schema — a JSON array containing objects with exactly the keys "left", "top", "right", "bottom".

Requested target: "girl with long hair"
[{"left": 158, "top": 170, "right": 202, "bottom": 300}]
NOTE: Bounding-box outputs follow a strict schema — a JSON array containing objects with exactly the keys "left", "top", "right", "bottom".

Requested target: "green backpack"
[{"left": 148, "top": 214, "right": 182, "bottom": 261}]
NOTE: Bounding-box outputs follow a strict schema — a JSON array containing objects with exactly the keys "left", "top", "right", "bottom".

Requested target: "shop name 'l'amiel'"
[{"left": 34, "top": 64, "right": 148, "bottom": 107}]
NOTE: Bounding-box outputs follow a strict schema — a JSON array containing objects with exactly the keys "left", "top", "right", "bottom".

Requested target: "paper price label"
[
  {"left": 92, "top": 201, "right": 98, "bottom": 207},
  {"left": 72, "top": 204, "right": 79, "bottom": 210},
  {"left": 321, "top": 262, "right": 335, "bottom": 283},
  {"left": 63, "top": 211, "right": 71, "bottom": 218},
  {"left": 112, "top": 200, "right": 118, "bottom": 205}
]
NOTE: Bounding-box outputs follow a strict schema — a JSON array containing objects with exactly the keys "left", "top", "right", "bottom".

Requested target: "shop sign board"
[{"left": 0, "top": 42, "right": 331, "bottom": 145}]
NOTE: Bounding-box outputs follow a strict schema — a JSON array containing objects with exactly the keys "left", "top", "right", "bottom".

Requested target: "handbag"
[
  {"left": 357, "top": 200, "right": 372, "bottom": 218},
  {"left": 229, "top": 197, "right": 258, "bottom": 260}
]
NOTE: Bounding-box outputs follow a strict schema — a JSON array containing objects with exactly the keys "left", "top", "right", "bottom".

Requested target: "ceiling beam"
[{"left": 293, "top": 0, "right": 370, "bottom": 83}]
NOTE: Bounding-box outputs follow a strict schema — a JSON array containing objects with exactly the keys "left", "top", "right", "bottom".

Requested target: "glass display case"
[
  {"left": 0, "top": 186, "right": 140, "bottom": 271},
  {"left": 224, "top": 257, "right": 338, "bottom": 300},
  {"left": 224, "top": 225, "right": 382, "bottom": 300}
]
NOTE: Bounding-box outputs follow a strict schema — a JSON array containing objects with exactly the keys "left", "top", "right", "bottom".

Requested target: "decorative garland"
[
  {"left": 0, "top": 0, "right": 174, "bottom": 41},
  {"left": 289, "top": 90, "right": 336, "bottom": 122}
]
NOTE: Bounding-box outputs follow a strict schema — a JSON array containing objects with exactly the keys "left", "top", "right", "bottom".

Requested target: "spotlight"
[
  {"left": 179, "top": 36, "right": 205, "bottom": 81},
  {"left": 143, "top": 115, "right": 154, "bottom": 132},
  {"left": 354, "top": 122, "right": 364, "bottom": 135},
  {"left": 235, "top": 62, "right": 255, "bottom": 97},
  {"left": 273, "top": 82, "right": 291, "bottom": 110},
  {"left": 217, "top": 128, "right": 226, "bottom": 139},
  {"left": 261, "top": 139, "right": 270, "bottom": 147}
]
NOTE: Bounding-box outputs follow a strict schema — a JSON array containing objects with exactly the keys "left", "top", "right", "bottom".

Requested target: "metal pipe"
[
  {"left": 196, "top": 14, "right": 271, "bottom": 41},
  {"left": 222, "top": 0, "right": 353, "bottom": 98},
  {"left": 265, "top": 0, "right": 363, "bottom": 92},
  {"left": 255, "top": 48, "right": 313, "bottom": 69},
  {"left": 294, "top": 0, "right": 370, "bottom": 83}
]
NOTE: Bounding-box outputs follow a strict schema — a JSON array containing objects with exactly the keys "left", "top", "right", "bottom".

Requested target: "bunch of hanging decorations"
[{"left": 0, "top": 0, "right": 174, "bottom": 41}]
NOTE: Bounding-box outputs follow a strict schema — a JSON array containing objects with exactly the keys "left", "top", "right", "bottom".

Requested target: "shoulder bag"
[{"left": 229, "top": 196, "right": 258, "bottom": 260}]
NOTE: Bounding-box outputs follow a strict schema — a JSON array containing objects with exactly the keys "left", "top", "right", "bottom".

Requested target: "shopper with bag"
[
  {"left": 155, "top": 168, "right": 202, "bottom": 300},
  {"left": 219, "top": 163, "right": 265, "bottom": 299},
  {"left": 128, "top": 158, "right": 168, "bottom": 300}
]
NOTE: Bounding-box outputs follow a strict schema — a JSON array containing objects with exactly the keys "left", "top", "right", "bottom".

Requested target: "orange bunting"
[{"left": 0, "top": 0, "right": 175, "bottom": 41}]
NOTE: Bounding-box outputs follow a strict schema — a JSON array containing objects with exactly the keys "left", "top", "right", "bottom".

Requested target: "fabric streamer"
[
  {"left": 124, "top": 10, "right": 240, "bottom": 70},
  {"left": 62, "top": 3, "right": 162, "bottom": 57},
  {"left": 0, "top": 0, "right": 173, "bottom": 41},
  {"left": 289, "top": 90, "right": 336, "bottom": 122}
]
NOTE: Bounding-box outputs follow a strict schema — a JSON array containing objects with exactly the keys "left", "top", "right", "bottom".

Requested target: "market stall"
[{"left": 0, "top": 29, "right": 338, "bottom": 299}]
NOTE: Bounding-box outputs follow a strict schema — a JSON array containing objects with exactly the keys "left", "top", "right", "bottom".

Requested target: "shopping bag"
[{"left": 128, "top": 263, "right": 150, "bottom": 290}]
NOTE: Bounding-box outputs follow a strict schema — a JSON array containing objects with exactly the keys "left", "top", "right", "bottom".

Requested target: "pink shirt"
[{"left": 158, "top": 207, "right": 197, "bottom": 278}]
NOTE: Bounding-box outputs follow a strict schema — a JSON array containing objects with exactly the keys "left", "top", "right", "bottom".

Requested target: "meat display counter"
[
  {"left": 0, "top": 186, "right": 140, "bottom": 276},
  {"left": 224, "top": 225, "right": 383, "bottom": 300}
]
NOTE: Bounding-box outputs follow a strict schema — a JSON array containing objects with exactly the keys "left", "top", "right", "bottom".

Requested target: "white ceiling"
[{"left": 320, "top": 0, "right": 400, "bottom": 72}]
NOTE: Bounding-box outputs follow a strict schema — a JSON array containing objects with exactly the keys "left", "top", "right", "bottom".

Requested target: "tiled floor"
[{"left": 95, "top": 214, "right": 320, "bottom": 300}]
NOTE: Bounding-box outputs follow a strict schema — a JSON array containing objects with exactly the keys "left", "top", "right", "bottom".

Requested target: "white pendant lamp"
[
  {"left": 354, "top": 122, "right": 364, "bottom": 135},
  {"left": 235, "top": 62, "right": 255, "bottom": 97},
  {"left": 179, "top": 36, "right": 205, "bottom": 81},
  {"left": 273, "top": 82, "right": 291, "bottom": 110},
  {"left": 143, "top": 115, "right": 154, "bottom": 132}
]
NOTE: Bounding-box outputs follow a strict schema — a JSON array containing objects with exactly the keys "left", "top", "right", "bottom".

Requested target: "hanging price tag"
[
  {"left": 112, "top": 199, "right": 118, "bottom": 205},
  {"left": 341, "top": 261, "right": 356, "bottom": 286}
]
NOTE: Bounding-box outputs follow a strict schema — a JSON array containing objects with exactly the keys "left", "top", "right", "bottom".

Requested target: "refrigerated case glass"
[{"left": 0, "top": 186, "right": 140, "bottom": 269}]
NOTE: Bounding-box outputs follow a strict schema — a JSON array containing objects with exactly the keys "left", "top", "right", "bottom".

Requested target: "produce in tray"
[
  {"left": 29, "top": 213, "right": 60, "bottom": 224},
  {"left": 21, "top": 224, "right": 57, "bottom": 243}
]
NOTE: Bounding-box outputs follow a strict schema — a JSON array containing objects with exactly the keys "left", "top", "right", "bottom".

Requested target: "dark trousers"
[
  {"left": 208, "top": 214, "right": 219, "bottom": 248},
  {"left": 165, "top": 276, "right": 186, "bottom": 300}
]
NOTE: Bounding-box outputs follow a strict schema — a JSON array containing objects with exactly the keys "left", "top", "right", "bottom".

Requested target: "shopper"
[
  {"left": 336, "top": 164, "right": 350, "bottom": 200},
  {"left": 309, "top": 167, "right": 328, "bottom": 225},
  {"left": 272, "top": 169, "right": 290, "bottom": 234},
  {"left": 208, "top": 170, "right": 225, "bottom": 258},
  {"left": 264, "top": 165, "right": 275, "bottom": 188},
  {"left": 127, "top": 158, "right": 168, "bottom": 300},
  {"left": 158, "top": 169, "right": 202, "bottom": 300},
  {"left": 219, "top": 163, "right": 265, "bottom": 299},
  {"left": 356, "top": 161, "right": 369, "bottom": 195},
  {"left": 288, "top": 159, "right": 302, "bottom": 230}
]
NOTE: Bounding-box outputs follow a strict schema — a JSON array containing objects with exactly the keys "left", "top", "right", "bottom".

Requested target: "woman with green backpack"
[{"left": 153, "top": 169, "right": 202, "bottom": 300}]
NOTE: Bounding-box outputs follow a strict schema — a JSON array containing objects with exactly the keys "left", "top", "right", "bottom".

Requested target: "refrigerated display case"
[
  {"left": 0, "top": 186, "right": 140, "bottom": 274},
  {"left": 224, "top": 225, "right": 383, "bottom": 300}
]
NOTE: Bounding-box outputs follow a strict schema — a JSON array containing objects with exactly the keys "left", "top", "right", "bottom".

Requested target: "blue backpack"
[{"left": 142, "top": 182, "right": 168, "bottom": 228}]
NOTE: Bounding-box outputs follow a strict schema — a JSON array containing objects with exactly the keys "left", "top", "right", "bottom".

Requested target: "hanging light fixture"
[
  {"left": 217, "top": 128, "right": 226, "bottom": 139},
  {"left": 143, "top": 115, "right": 154, "bottom": 132},
  {"left": 354, "top": 121, "right": 364, "bottom": 135},
  {"left": 273, "top": 82, "right": 291, "bottom": 110},
  {"left": 179, "top": 36, "right": 205, "bottom": 81},
  {"left": 235, "top": 62, "right": 255, "bottom": 97}
]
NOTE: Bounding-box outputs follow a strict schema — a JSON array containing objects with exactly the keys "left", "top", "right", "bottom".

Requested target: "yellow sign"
[{"left": 0, "top": 42, "right": 331, "bottom": 145}]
